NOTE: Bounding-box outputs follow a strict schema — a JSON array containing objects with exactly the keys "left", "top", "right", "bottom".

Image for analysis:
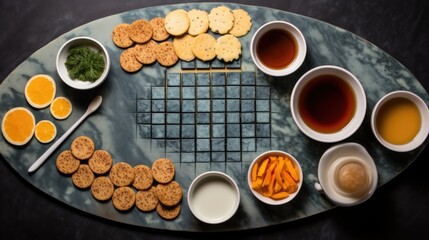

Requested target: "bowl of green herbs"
[{"left": 56, "top": 36, "right": 110, "bottom": 90}]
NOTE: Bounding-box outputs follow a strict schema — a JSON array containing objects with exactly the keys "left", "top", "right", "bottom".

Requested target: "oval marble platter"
[{"left": 1, "top": 2, "right": 428, "bottom": 232}]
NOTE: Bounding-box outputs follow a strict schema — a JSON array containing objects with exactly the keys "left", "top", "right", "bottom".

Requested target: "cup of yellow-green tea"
[{"left": 371, "top": 90, "right": 429, "bottom": 152}]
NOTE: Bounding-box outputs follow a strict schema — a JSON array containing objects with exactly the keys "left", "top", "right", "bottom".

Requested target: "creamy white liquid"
[{"left": 192, "top": 177, "right": 237, "bottom": 220}]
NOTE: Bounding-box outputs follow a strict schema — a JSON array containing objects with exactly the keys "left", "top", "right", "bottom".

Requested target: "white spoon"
[{"left": 28, "top": 95, "right": 103, "bottom": 173}]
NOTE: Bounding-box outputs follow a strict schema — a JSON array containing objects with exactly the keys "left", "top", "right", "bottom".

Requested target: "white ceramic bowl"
[
  {"left": 315, "top": 142, "right": 378, "bottom": 207},
  {"left": 290, "top": 65, "right": 366, "bottom": 143},
  {"left": 247, "top": 150, "right": 303, "bottom": 205},
  {"left": 187, "top": 171, "right": 240, "bottom": 224},
  {"left": 371, "top": 90, "right": 429, "bottom": 152},
  {"left": 250, "top": 21, "right": 306, "bottom": 77},
  {"left": 56, "top": 36, "right": 110, "bottom": 90}
]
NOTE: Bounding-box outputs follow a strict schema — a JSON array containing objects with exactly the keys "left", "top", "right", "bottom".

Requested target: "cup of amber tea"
[
  {"left": 250, "top": 21, "right": 307, "bottom": 77},
  {"left": 290, "top": 65, "right": 367, "bottom": 143}
]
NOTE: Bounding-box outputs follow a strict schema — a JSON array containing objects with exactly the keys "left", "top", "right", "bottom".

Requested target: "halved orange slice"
[
  {"left": 50, "top": 96, "right": 72, "bottom": 120},
  {"left": 1, "top": 107, "right": 35, "bottom": 146},
  {"left": 24, "top": 74, "right": 56, "bottom": 109},
  {"left": 35, "top": 120, "right": 57, "bottom": 144}
]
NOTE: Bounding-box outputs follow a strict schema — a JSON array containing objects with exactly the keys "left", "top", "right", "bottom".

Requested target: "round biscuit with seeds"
[
  {"left": 72, "top": 164, "right": 95, "bottom": 189},
  {"left": 129, "top": 19, "right": 153, "bottom": 43},
  {"left": 156, "top": 42, "right": 178, "bottom": 67},
  {"left": 173, "top": 34, "right": 195, "bottom": 62},
  {"left": 191, "top": 33, "right": 216, "bottom": 61},
  {"left": 187, "top": 9, "right": 209, "bottom": 36},
  {"left": 70, "top": 136, "right": 95, "bottom": 160},
  {"left": 151, "top": 158, "right": 175, "bottom": 183},
  {"left": 134, "top": 40, "right": 158, "bottom": 65},
  {"left": 215, "top": 34, "right": 242, "bottom": 62},
  {"left": 112, "top": 186, "right": 135, "bottom": 211},
  {"left": 56, "top": 150, "right": 80, "bottom": 174},
  {"left": 135, "top": 186, "right": 159, "bottom": 212},
  {"left": 228, "top": 9, "right": 252, "bottom": 37},
  {"left": 109, "top": 162, "right": 135, "bottom": 187},
  {"left": 112, "top": 23, "right": 134, "bottom": 48},
  {"left": 164, "top": 9, "right": 190, "bottom": 36},
  {"left": 88, "top": 149, "right": 113, "bottom": 175},
  {"left": 208, "top": 6, "right": 234, "bottom": 34},
  {"left": 150, "top": 17, "right": 170, "bottom": 41},
  {"left": 120, "top": 47, "right": 143, "bottom": 72},
  {"left": 155, "top": 181, "right": 182, "bottom": 206},
  {"left": 132, "top": 164, "right": 153, "bottom": 190},
  {"left": 156, "top": 203, "right": 181, "bottom": 220},
  {"left": 91, "top": 176, "right": 114, "bottom": 201}
]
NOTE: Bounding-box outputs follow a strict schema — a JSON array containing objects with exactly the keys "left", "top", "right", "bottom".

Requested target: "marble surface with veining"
[{"left": 0, "top": 2, "right": 428, "bottom": 232}]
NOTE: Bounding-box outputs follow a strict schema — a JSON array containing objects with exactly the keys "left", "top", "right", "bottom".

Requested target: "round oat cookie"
[
  {"left": 56, "top": 150, "right": 80, "bottom": 174},
  {"left": 120, "top": 47, "right": 143, "bottom": 72},
  {"left": 208, "top": 6, "right": 234, "bottom": 34},
  {"left": 135, "top": 186, "right": 158, "bottom": 212},
  {"left": 70, "top": 136, "right": 95, "bottom": 160},
  {"left": 91, "top": 176, "right": 114, "bottom": 201},
  {"left": 149, "top": 17, "right": 170, "bottom": 41},
  {"left": 151, "top": 158, "right": 175, "bottom": 183},
  {"left": 71, "top": 164, "right": 95, "bottom": 189},
  {"left": 187, "top": 9, "right": 209, "bottom": 36},
  {"left": 109, "top": 162, "right": 135, "bottom": 187},
  {"left": 215, "top": 34, "right": 242, "bottom": 62},
  {"left": 156, "top": 203, "right": 181, "bottom": 220},
  {"left": 88, "top": 149, "right": 113, "bottom": 175},
  {"left": 173, "top": 34, "right": 195, "bottom": 62},
  {"left": 112, "top": 186, "right": 135, "bottom": 211},
  {"left": 191, "top": 33, "right": 216, "bottom": 61},
  {"left": 112, "top": 23, "right": 134, "bottom": 48},
  {"left": 155, "top": 181, "right": 182, "bottom": 206},
  {"left": 132, "top": 164, "right": 153, "bottom": 190},
  {"left": 156, "top": 42, "right": 178, "bottom": 67},
  {"left": 135, "top": 40, "right": 158, "bottom": 65},
  {"left": 229, "top": 9, "right": 252, "bottom": 37},
  {"left": 164, "top": 9, "right": 190, "bottom": 36},
  {"left": 129, "top": 19, "right": 153, "bottom": 43}
]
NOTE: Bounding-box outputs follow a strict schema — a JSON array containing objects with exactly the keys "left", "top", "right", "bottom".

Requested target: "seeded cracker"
[
  {"left": 208, "top": 6, "right": 234, "bottom": 34},
  {"left": 88, "top": 149, "right": 113, "bottom": 175},
  {"left": 149, "top": 17, "right": 170, "bottom": 41},
  {"left": 151, "top": 158, "right": 175, "bottom": 183},
  {"left": 135, "top": 186, "right": 159, "bottom": 212},
  {"left": 112, "top": 187, "right": 136, "bottom": 211},
  {"left": 56, "top": 150, "right": 80, "bottom": 174},
  {"left": 229, "top": 9, "right": 252, "bottom": 37},
  {"left": 187, "top": 9, "right": 209, "bottom": 36},
  {"left": 72, "top": 164, "right": 95, "bottom": 189},
  {"left": 156, "top": 42, "right": 178, "bottom": 67},
  {"left": 191, "top": 33, "right": 216, "bottom": 61},
  {"left": 91, "top": 176, "right": 114, "bottom": 201},
  {"left": 215, "top": 34, "right": 242, "bottom": 62},
  {"left": 134, "top": 40, "right": 158, "bottom": 64},
  {"left": 119, "top": 47, "right": 143, "bottom": 72},
  {"left": 156, "top": 203, "right": 181, "bottom": 220},
  {"left": 109, "top": 162, "right": 135, "bottom": 187},
  {"left": 173, "top": 34, "right": 195, "bottom": 61},
  {"left": 129, "top": 19, "right": 153, "bottom": 43},
  {"left": 165, "top": 9, "right": 190, "bottom": 36},
  {"left": 70, "top": 136, "right": 95, "bottom": 160},
  {"left": 112, "top": 23, "right": 134, "bottom": 48},
  {"left": 155, "top": 181, "right": 183, "bottom": 206},
  {"left": 132, "top": 164, "right": 153, "bottom": 190}
]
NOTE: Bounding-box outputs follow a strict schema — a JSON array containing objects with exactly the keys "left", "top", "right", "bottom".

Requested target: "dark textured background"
[{"left": 1, "top": 0, "right": 428, "bottom": 239}]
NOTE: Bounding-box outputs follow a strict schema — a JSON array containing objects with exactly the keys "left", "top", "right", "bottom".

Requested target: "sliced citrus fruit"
[
  {"left": 1, "top": 107, "right": 35, "bottom": 146},
  {"left": 24, "top": 74, "right": 56, "bottom": 109},
  {"left": 50, "top": 96, "right": 72, "bottom": 120},
  {"left": 35, "top": 120, "right": 57, "bottom": 144}
]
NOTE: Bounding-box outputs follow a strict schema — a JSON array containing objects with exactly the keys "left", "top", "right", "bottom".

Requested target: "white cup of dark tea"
[
  {"left": 250, "top": 21, "right": 307, "bottom": 77},
  {"left": 290, "top": 65, "right": 367, "bottom": 143}
]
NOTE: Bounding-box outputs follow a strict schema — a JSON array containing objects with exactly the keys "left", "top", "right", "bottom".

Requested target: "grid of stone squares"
[{"left": 137, "top": 71, "right": 272, "bottom": 163}]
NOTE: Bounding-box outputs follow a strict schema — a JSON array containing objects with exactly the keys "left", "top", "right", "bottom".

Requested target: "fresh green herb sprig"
[{"left": 65, "top": 45, "right": 105, "bottom": 82}]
